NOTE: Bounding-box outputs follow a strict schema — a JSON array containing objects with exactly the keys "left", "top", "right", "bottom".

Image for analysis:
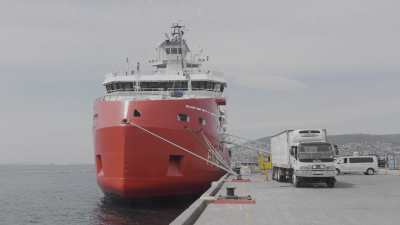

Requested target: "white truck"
[{"left": 271, "top": 129, "right": 336, "bottom": 187}]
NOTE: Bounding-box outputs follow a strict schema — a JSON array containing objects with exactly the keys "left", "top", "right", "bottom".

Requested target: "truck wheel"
[
  {"left": 278, "top": 169, "right": 283, "bottom": 182},
  {"left": 293, "top": 175, "right": 300, "bottom": 187},
  {"left": 277, "top": 169, "right": 281, "bottom": 182},
  {"left": 327, "top": 179, "right": 335, "bottom": 188},
  {"left": 336, "top": 168, "right": 340, "bottom": 175},
  {"left": 272, "top": 168, "right": 276, "bottom": 180},
  {"left": 366, "top": 168, "right": 375, "bottom": 175}
]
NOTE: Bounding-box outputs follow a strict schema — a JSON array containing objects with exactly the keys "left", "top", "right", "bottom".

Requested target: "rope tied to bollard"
[{"left": 126, "top": 121, "right": 236, "bottom": 175}]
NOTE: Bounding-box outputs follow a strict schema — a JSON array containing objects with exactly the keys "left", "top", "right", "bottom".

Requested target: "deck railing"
[{"left": 97, "top": 88, "right": 223, "bottom": 101}]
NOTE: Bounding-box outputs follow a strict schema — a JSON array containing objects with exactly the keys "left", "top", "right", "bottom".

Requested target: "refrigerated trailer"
[{"left": 271, "top": 129, "right": 336, "bottom": 187}]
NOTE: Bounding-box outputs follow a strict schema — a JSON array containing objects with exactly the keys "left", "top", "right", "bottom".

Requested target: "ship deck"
[{"left": 171, "top": 169, "right": 400, "bottom": 225}]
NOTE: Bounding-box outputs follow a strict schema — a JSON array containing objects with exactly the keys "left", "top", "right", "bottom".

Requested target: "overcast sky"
[{"left": 1, "top": 0, "right": 399, "bottom": 164}]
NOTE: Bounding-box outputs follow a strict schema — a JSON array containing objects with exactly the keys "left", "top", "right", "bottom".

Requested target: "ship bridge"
[{"left": 101, "top": 23, "right": 227, "bottom": 100}]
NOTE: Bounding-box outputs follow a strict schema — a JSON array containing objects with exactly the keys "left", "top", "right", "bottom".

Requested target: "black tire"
[
  {"left": 327, "top": 179, "right": 335, "bottom": 188},
  {"left": 293, "top": 175, "right": 301, "bottom": 187},
  {"left": 336, "top": 168, "right": 341, "bottom": 175},
  {"left": 366, "top": 168, "right": 375, "bottom": 175},
  {"left": 277, "top": 169, "right": 281, "bottom": 182},
  {"left": 278, "top": 169, "right": 284, "bottom": 182},
  {"left": 272, "top": 168, "right": 276, "bottom": 180}
]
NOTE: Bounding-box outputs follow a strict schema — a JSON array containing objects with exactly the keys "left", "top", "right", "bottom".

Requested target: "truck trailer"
[{"left": 271, "top": 129, "right": 336, "bottom": 187}]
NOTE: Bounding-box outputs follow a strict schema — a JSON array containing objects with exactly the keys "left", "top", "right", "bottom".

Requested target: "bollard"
[
  {"left": 233, "top": 167, "right": 241, "bottom": 175},
  {"left": 226, "top": 187, "right": 236, "bottom": 198}
]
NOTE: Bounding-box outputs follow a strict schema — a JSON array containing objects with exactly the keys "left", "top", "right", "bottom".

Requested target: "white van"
[{"left": 335, "top": 156, "right": 378, "bottom": 175}]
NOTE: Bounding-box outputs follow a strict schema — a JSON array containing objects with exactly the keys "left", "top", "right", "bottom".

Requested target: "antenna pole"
[
  {"left": 126, "top": 57, "right": 129, "bottom": 76},
  {"left": 135, "top": 62, "right": 141, "bottom": 92},
  {"left": 175, "top": 23, "right": 192, "bottom": 93}
]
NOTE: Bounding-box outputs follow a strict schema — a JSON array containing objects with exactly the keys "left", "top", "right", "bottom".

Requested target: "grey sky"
[{"left": 1, "top": 0, "right": 399, "bottom": 164}]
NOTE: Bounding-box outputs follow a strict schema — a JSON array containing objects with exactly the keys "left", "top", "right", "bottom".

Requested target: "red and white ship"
[{"left": 93, "top": 24, "right": 231, "bottom": 199}]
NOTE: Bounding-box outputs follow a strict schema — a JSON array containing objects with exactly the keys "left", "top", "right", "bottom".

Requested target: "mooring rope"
[
  {"left": 200, "top": 132, "right": 231, "bottom": 170},
  {"left": 184, "top": 127, "right": 231, "bottom": 172},
  {"left": 127, "top": 121, "right": 236, "bottom": 175}
]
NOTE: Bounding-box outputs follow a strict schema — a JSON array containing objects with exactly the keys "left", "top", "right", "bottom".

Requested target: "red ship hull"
[{"left": 93, "top": 98, "right": 229, "bottom": 199}]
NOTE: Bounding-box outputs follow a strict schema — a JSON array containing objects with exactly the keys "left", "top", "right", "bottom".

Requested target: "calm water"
[{"left": 0, "top": 165, "right": 196, "bottom": 225}]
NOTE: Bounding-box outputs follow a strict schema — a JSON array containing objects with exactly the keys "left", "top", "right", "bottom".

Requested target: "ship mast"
[{"left": 171, "top": 23, "right": 192, "bottom": 92}]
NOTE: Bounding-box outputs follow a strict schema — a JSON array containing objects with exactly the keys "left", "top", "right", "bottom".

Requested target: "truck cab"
[{"left": 290, "top": 142, "right": 336, "bottom": 187}]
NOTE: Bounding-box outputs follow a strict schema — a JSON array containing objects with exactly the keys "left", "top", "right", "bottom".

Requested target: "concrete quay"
[{"left": 171, "top": 171, "right": 400, "bottom": 225}]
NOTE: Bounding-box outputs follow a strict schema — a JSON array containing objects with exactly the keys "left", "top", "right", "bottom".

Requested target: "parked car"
[{"left": 335, "top": 156, "right": 378, "bottom": 175}]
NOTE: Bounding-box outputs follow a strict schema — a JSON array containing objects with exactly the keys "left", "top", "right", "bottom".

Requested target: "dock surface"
[{"left": 173, "top": 172, "right": 400, "bottom": 225}]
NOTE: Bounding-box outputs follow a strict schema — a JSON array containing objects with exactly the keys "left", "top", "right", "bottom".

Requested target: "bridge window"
[
  {"left": 105, "top": 82, "right": 135, "bottom": 93},
  {"left": 105, "top": 81, "right": 228, "bottom": 93},
  {"left": 120, "top": 82, "right": 133, "bottom": 90},
  {"left": 192, "top": 81, "right": 226, "bottom": 92},
  {"left": 105, "top": 84, "right": 112, "bottom": 93},
  {"left": 115, "top": 82, "right": 121, "bottom": 90},
  {"left": 166, "top": 48, "right": 171, "bottom": 54},
  {"left": 215, "top": 83, "right": 221, "bottom": 91},
  {"left": 171, "top": 48, "right": 177, "bottom": 54}
]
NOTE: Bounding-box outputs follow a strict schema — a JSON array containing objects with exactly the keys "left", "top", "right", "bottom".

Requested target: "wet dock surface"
[{"left": 174, "top": 172, "right": 400, "bottom": 225}]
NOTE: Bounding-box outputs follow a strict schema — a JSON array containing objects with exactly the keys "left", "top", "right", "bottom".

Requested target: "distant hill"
[
  {"left": 254, "top": 133, "right": 400, "bottom": 146},
  {"left": 231, "top": 133, "right": 400, "bottom": 162},
  {"left": 328, "top": 134, "right": 400, "bottom": 146},
  {"left": 328, "top": 134, "right": 400, "bottom": 156}
]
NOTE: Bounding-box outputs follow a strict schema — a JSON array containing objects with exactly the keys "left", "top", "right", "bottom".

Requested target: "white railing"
[{"left": 98, "top": 88, "right": 223, "bottom": 101}]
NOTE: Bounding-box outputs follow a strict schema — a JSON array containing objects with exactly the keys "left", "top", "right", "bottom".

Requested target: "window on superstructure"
[
  {"left": 171, "top": 48, "right": 178, "bottom": 54},
  {"left": 173, "top": 81, "right": 188, "bottom": 90},
  {"left": 220, "top": 85, "right": 225, "bottom": 92},
  {"left": 128, "top": 82, "right": 134, "bottom": 90},
  {"left": 191, "top": 81, "right": 199, "bottom": 90},
  {"left": 192, "top": 81, "right": 223, "bottom": 92},
  {"left": 177, "top": 113, "right": 190, "bottom": 122},
  {"left": 166, "top": 48, "right": 171, "bottom": 54},
  {"left": 161, "top": 81, "right": 174, "bottom": 91},
  {"left": 178, "top": 48, "right": 182, "bottom": 54},
  {"left": 215, "top": 83, "right": 221, "bottom": 92},
  {"left": 115, "top": 82, "right": 121, "bottom": 91},
  {"left": 105, "top": 84, "right": 112, "bottom": 93},
  {"left": 198, "top": 117, "right": 206, "bottom": 126},
  {"left": 120, "top": 82, "right": 128, "bottom": 91},
  {"left": 206, "top": 81, "right": 213, "bottom": 90}
]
